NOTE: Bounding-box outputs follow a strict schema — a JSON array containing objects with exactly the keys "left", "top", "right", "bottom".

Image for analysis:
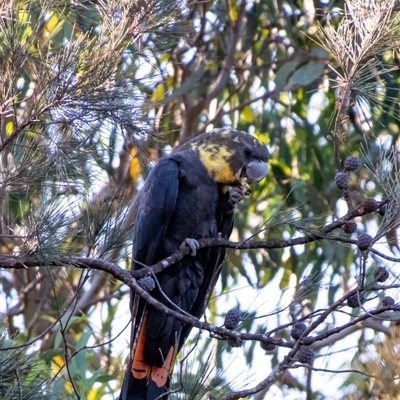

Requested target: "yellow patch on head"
[{"left": 197, "top": 143, "right": 237, "bottom": 184}]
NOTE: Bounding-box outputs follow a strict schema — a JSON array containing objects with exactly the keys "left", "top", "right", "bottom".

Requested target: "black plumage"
[{"left": 120, "top": 129, "right": 269, "bottom": 400}]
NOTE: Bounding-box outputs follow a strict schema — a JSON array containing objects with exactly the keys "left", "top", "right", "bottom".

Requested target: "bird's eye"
[{"left": 244, "top": 147, "right": 252, "bottom": 156}]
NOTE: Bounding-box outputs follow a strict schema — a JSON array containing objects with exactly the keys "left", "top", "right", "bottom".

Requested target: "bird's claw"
[
  {"left": 229, "top": 187, "right": 245, "bottom": 207},
  {"left": 180, "top": 238, "right": 200, "bottom": 256}
]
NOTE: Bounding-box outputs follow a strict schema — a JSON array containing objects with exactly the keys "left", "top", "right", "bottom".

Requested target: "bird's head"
[{"left": 184, "top": 128, "right": 269, "bottom": 189}]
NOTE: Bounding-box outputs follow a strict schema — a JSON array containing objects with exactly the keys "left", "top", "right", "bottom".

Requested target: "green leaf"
[
  {"left": 54, "top": 331, "right": 63, "bottom": 349},
  {"left": 95, "top": 375, "right": 115, "bottom": 383},
  {"left": 76, "top": 330, "right": 92, "bottom": 349},
  {"left": 279, "top": 269, "right": 291, "bottom": 290},
  {"left": 284, "top": 61, "right": 325, "bottom": 91},
  {"left": 274, "top": 59, "right": 302, "bottom": 93}
]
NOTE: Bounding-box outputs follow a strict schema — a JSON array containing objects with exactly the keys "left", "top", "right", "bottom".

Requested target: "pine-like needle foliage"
[
  {"left": 0, "top": 321, "right": 49, "bottom": 400},
  {"left": 347, "top": 327, "right": 400, "bottom": 399},
  {"left": 0, "top": 0, "right": 188, "bottom": 258},
  {"left": 0, "top": 1, "right": 189, "bottom": 398},
  {"left": 313, "top": 0, "right": 400, "bottom": 166}
]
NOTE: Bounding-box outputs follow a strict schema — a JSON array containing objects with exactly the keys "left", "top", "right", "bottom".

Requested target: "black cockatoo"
[{"left": 120, "top": 128, "right": 269, "bottom": 400}]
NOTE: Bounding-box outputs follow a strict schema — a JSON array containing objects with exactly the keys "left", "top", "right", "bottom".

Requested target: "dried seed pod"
[
  {"left": 357, "top": 233, "right": 373, "bottom": 251},
  {"left": 224, "top": 309, "right": 241, "bottom": 330},
  {"left": 261, "top": 339, "right": 276, "bottom": 351},
  {"left": 302, "top": 337, "right": 314, "bottom": 346},
  {"left": 343, "top": 156, "right": 361, "bottom": 172},
  {"left": 290, "top": 322, "right": 307, "bottom": 340},
  {"left": 374, "top": 267, "right": 389, "bottom": 283},
  {"left": 343, "top": 221, "right": 357, "bottom": 234},
  {"left": 347, "top": 292, "right": 365, "bottom": 308},
  {"left": 335, "top": 172, "right": 349, "bottom": 190},
  {"left": 362, "top": 198, "right": 379, "bottom": 213},
  {"left": 382, "top": 296, "right": 395, "bottom": 307},
  {"left": 138, "top": 276, "right": 156, "bottom": 292},
  {"left": 298, "top": 347, "right": 314, "bottom": 364}
]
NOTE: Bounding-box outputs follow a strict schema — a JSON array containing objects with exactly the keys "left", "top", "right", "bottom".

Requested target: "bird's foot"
[
  {"left": 180, "top": 238, "right": 200, "bottom": 256},
  {"left": 229, "top": 186, "right": 245, "bottom": 207}
]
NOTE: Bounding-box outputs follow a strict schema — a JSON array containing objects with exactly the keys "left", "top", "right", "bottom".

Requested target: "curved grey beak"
[{"left": 246, "top": 160, "right": 268, "bottom": 183}]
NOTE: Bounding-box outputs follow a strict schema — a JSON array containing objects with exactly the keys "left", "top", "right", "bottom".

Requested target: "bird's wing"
[
  {"left": 132, "top": 158, "right": 179, "bottom": 268},
  {"left": 121, "top": 158, "right": 179, "bottom": 400},
  {"left": 178, "top": 191, "right": 235, "bottom": 349}
]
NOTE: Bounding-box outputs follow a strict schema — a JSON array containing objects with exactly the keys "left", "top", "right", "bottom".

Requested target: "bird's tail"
[{"left": 120, "top": 304, "right": 177, "bottom": 400}]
